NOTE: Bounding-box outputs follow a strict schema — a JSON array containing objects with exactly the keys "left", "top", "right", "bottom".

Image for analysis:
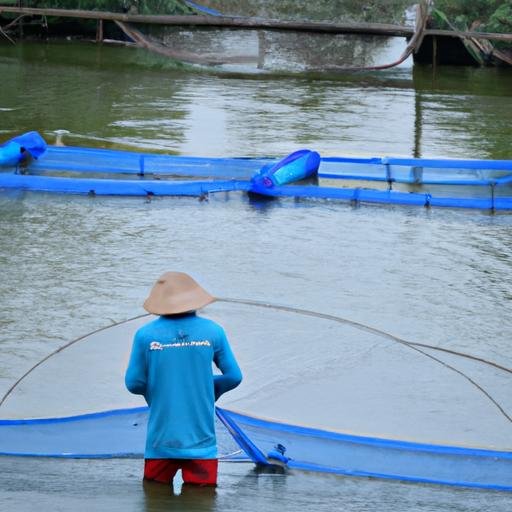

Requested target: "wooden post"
[
  {"left": 96, "top": 19, "right": 103, "bottom": 42},
  {"left": 413, "top": 90, "right": 422, "bottom": 159},
  {"left": 432, "top": 35, "right": 437, "bottom": 69},
  {"left": 17, "top": 0, "right": 23, "bottom": 39}
]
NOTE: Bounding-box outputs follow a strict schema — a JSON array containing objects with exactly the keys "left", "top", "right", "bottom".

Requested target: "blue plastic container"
[
  {"left": 0, "top": 131, "right": 47, "bottom": 167},
  {"left": 251, "top": 149, "right": 320, "bottom": 189}
]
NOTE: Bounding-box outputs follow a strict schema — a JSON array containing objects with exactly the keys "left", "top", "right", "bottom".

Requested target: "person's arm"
[
  {"left": 125, "top": 330, "right": 147, "bottom": 396},
  {"left": 213, "top": 328, "right": 242, "bottom": 401}
]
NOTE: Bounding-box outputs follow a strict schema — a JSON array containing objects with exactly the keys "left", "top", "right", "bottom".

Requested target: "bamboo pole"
[
  {"left": 1, "top": 6, "right": 512, "bottom": 44},
  {"left": 16, "top": 1, "right": 23, "bottom": 38},
  {"left": 426, "top": 28, "right": 512, "bottom": 44},
  {"left": 0, "top": 7, "right": 415, "bottom": 36}
]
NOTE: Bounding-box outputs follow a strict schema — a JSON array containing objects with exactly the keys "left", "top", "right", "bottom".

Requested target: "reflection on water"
[
  {"left": 143, "top": 479, "right": 218, "bottom": 508},
  {"left": 412, "top": 66, "right": 512, "bottom": 159},
  {"left": 0, "top": 42, "right": 510, "bottom": 159},
  {"left": 1, "top": 456, "right": 512, "bottom": 512}
]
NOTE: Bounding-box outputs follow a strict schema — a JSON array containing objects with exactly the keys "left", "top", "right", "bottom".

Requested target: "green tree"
[
  {"left": 487, "top": 2, "right": 512, "bottom": 32},
  {"left": 432, "top": 0, "right": 511, "bottom": 31},
  {"left": 26, "top": 0, "right": 195, "bottom": 15}
]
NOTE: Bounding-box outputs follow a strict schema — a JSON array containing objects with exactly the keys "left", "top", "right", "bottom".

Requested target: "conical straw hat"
[{"left": 143, "top": 272, "right": 215, "bottom": 315}]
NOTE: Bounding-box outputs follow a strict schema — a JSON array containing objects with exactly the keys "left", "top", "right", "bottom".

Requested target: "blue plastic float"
[
  {"left": 251, "top": 149, "right": 321, "bottom": 190},
  {"left": 0, "top": 131, "right": 47, "bottom": 166}
]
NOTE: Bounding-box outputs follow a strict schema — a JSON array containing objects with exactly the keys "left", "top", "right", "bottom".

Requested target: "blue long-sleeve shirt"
[{"left": 125, "top": 313, "right": 242, "bottom": 459}]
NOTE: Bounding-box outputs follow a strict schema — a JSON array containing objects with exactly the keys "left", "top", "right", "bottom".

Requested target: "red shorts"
[{"left": 144, "top": 458, "right": 218, "bottom": 486}]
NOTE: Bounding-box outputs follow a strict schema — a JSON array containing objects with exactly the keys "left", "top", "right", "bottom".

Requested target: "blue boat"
[{"left": 1, "top": 132, "right": 512, "bottom": 209}]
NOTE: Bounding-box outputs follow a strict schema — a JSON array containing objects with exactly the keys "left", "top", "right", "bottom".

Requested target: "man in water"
[{"left": 125, "top": 271, "right": 242, "bottom": 487}]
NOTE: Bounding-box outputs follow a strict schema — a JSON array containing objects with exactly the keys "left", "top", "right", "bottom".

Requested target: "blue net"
[
  {"left": 0, "top": 407, "right": 244, "bottom": 461},
  {"left": 0, "top": 135, "right": 511, "bottom": 210},
  {"left": 216, "top": 408, "right": 512, "bottom": 492},
  {"left": 28, "top": 146, "right": 267, "bottom": 178},
  {"left": 1, "top": 301, "right": 511, "bottom": 491}
]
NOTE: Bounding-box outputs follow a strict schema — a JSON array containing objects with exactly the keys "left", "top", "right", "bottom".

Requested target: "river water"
[{"left": 0, "top": 37, "right": 512, "bottom": 511}]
